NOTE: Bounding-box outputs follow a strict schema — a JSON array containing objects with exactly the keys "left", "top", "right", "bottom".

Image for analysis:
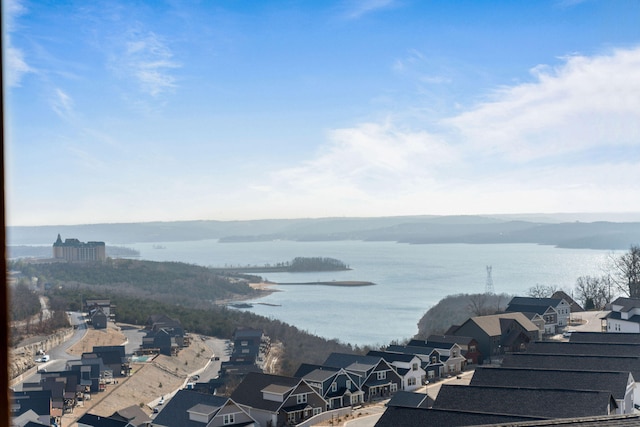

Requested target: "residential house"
[
  {"left": 604, "top": 297, "right": 640, "bottom": 333},
  {"left": 374, "top": 407, "right": 540, "bottom": 427},
  {"left": 448, "top": 312, "right": 539, "bottom": 362},
  {"left": 230, "top": 372, "right": 326, "bottom": 427},
  {"left": 526, "top": 341, "right": 640, "bottom": 358},
  {"left": 76, "top": 413, "right": 133, "bottom": 427},
  {"left": 152, "top": 389, "right": 256, "bottom": 427},
  {"left": 366, "top": 350, "right": 425, "bottom": 391},
  {"left": 407, "top": 339, "right": 466, "bottom": 374},
  {"left": 220, "top": 328, "right": 271, "bottom": 380},
  {"left": 501, "top": 353, "right": 640, "bottom": 398},
  {"left": 67, "top": 357, "right": 106, "bottom": 393},
  {"left": 385, "top": 344, "right": 443, "bottom": 382},
  {"left": 294, "top": 364, "right": 364, "bottom": 409},
  {"left": 471, "top": 366, "right": 636, "bottom": 414},
  {"left": 323, "top": 353, "right": 402, "bottom": 401},
  {"left": 85, "top": 299, "right": 113, "bottom": 318},
  {"left": 109, "top": 405, "right": 151, "bottom": 427},
  {"left": 10, "top": 390, "right": 52, "bottom": 427},
  {"left": 552, "top": 290, "right": 585, "bottom": 312},
  {"left": 433, "top": 384, "right": 617, "bottom": 418},
  {"left": 506, "top": 296, "right": 571, "bottom": 335},
  {"left": 89, "top": 306, "right": 108, "bottom": 330},
  {"left": 425, "top": 335, "right": 483, "bottom": 365},
  {"left": 83, "top": 345, "right": 130, "bottom": 377},
  {"left": 570, "top": 331, "right": 640, "bottom": 344}
]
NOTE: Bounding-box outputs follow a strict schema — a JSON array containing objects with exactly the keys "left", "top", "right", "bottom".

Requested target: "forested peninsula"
[{"left": 210, "top": 256, "right": 350, "bottom": 273}]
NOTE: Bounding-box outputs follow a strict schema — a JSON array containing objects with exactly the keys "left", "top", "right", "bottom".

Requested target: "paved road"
[{"left": 14, "top": 311, "right": 88, "bottom": 390}]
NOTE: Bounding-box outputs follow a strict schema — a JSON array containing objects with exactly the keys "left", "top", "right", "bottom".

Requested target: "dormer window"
[{"left": 331, "top": 382, "right": 337, "bottom": 392}]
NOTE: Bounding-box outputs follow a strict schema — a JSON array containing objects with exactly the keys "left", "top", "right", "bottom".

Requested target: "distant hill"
[{"left": 7, "top": 214, "right": 640, "bottom": 250}]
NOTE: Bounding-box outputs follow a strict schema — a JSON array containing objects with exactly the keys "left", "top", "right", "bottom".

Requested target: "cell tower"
[{"left": 485, "top": 265, "right": 494, "bottom": 294}]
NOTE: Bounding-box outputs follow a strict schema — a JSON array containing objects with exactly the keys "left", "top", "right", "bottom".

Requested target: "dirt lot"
[{"left": 63, "top": 326, "right": 213, "bottom": 427}]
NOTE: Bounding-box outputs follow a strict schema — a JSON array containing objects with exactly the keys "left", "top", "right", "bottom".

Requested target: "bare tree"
[
  {"left": 527, "top": 284, "right": 557, "bottom": 298},
  {"left": 609, "top": 245, "right": 640, "bottom": 298},
  {"left": 574, "top": 275, "right": 611, "bottom": 310}
]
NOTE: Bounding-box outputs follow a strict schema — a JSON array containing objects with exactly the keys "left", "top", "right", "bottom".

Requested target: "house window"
[
  {"left": 469, "top": 345, "right": 476, "bottom": 352},
  {"left": 223, "top": 414, "right": 235, "bottom": 425},
  {"left": 428, "top": 370, "right": 435, "bottom": 379},
  {"left": 376, "top": 371, "right": 386, "bottom": 380},
  {"left": 288, "top": 412, "right": 296, "bottom": 423},
  {"left": 351, "top": 394, "right": 359, "bottom": 404},
  {"left": 431, "top": 356, "right": 437, "bottom": 363},
  {"left": 297, "top": 393, "right": 307, "bottom": 404},
  {"left": 242, "top": 348, "right": 250, "bottom": 353},
  {"left": 390, "top": 383, "right": 398, "bottom": 392},
  {"left": 346, "top": 379, "right": 351, "bottom": 389},
  {"left": 331, "top": 382, "right": 337, "bottom": 392},
  {"left": 241, "top": 340, "right": 248, "bottom": 346},
  {"left": 412, "top": 363, "right": 418, "bottom": 371},
  {"left": 313, "top": 407, "right": 322, "bottom": 416},
  {"left": 408, "top": 377, "right": 416, "bottom": 386}
]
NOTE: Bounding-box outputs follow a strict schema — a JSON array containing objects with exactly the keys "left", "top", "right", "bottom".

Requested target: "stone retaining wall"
[{"left": 9, "top": 328, "right": 74, "bottom": 380}]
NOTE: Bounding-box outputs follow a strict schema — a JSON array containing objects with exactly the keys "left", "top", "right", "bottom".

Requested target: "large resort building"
[{"left": 53, "top": 234, "right": 106, "bottom": 262}]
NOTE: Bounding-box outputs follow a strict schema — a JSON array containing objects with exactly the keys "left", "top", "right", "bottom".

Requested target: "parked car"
[{"left": 158, "top": 396, "right": 164, "bottom": 405}]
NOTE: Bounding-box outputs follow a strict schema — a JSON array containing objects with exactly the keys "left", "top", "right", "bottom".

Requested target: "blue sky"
[{"left": 4, "top": 0, "right": 640, "bottom": 226}]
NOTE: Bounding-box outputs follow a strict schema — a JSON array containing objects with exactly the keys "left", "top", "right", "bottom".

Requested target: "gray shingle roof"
[
  {"left": 151, "top": 389, "right": 230, "bottom": 427},
  {"left": 470, "top": 366, "right": 632, "bottom": 400},
  {"left": 433, "top": 384, "right": 616, "bottom": 418},
  {"left": 374, "top": 407, "right": 541, "bottom": 427},
  {"left": 501, "top": 353, "right": 640, "bottom": 380},
  {"left": 611, "top": 297, "right": 640, "bottom": 312},
  {"left": 229, "top": 372, "right": 301, "bottom": 413},
  {"left": 473, "top": 413, "right": 640, "bottom": 426},
  {"left": 570, "top": 332, "right": 640, "bottom": 344},
  {"left": 323, "top": 352, "right": 381, "bottom": 369},
  {"left": 526, "top": 341, "right": 640, "bottom": 357},
  {"left": 386, "top": 391, "right": 432, "bottom": 408}
]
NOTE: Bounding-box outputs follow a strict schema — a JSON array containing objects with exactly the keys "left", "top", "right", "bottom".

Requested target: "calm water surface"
[{"left": 128, "top": 240, "right": 614, "bottom": 346}]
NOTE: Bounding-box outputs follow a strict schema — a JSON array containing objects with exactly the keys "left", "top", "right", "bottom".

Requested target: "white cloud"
[
  {"left": 256, "top": 46, "right": 640, "bottom": 217},
  {"left": 3, "top": 0, "right": 34, "bottom": 87},
  {"left": 50, "top": 88, "right": 75, "bottom": 120},
  {"left": 114, "top": 28, "right": 181, "bottom": 97},
  {"left": 447, "top": 47, "right": 640, "bottom": 163}
]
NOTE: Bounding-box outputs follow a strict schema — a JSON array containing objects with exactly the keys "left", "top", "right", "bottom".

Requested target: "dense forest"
[{"left": 11, "top": 259, "right": 362, "bottom": 374}]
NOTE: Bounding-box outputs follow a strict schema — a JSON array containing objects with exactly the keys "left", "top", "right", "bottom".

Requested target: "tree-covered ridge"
[
  {"left": 289, "top": 257, "right": 348, "bottom": 271},
  {"left": 11, "top": 259, "right": 263, "bottom": 306},
  {"left": 210, "top": 257, "right": 350, "bottom": 273}
]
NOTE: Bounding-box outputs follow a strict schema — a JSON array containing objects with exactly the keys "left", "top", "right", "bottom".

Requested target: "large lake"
[{"left": 127, "top": 240, "right": 615, "bottom": 347}]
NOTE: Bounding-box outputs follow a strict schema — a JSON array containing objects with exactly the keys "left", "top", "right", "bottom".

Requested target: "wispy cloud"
[
  {"left": 340, "top": 0, "right": 398, "bottom": 20},
  {"left": 50, "top": 88, "right": 75, "bottom": 120},
  {"left": 4, "top": 0, "right": 34, "bottom": 87},
  {"left": 113, "top": 27, "right": 181, "bottom": 97},
  {"left": 259, "top": 46, "right": 640, "bottom": 216}
]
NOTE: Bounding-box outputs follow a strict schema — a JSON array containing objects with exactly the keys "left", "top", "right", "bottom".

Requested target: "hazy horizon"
[
  {"left": 5, "top": 1, "right": 640, "bottom": 226},
  {"left": 7, "top": 211, "right": 640, "bottom": 229}
]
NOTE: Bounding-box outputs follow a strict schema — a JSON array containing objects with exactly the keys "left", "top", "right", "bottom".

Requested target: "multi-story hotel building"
[{"left": 52, "top": 234, "right": 106, "bottom": 262}]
